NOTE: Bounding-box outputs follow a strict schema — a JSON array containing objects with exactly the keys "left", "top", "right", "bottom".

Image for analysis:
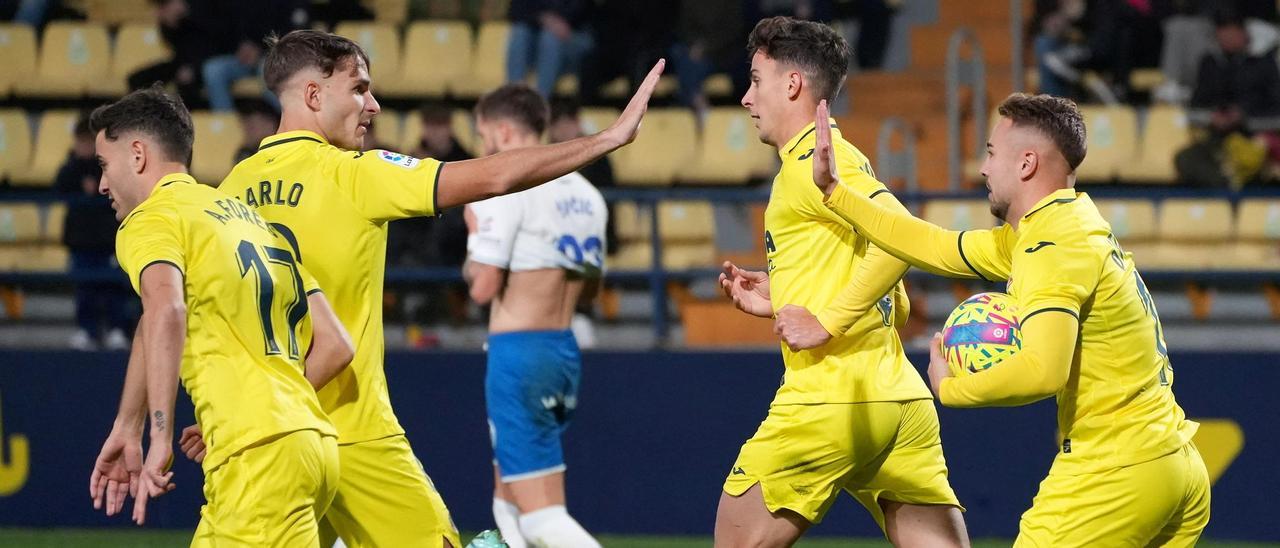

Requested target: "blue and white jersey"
[{"left": 467, "top": 171, "right": 607, "bottom": 276}]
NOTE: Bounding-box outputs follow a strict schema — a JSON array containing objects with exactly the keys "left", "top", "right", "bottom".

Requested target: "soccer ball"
[{"left": 941, "top": 292, "right": 1022, "bottom": 376}]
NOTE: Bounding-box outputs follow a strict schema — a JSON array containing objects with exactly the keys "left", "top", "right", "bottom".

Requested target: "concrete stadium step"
[{"left": 910, "top": 23, "right": 1017, "bottom": 71}]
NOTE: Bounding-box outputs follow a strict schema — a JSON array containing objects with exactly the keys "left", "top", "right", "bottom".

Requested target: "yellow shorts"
[
  {"left": 723, "top": 399, "right": 961, "bottom": 530},
  {"left": 1016, "top": 442, "right": 1211, "bottom": 548},
  {"left": 319, "top": 434, "right": 461, "bottom": 548},
  {"left": 192, "top": 429, "right": 339, "bottom": 547}
]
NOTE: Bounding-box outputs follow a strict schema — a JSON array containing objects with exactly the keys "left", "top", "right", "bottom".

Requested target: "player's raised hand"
[
  {"left": 926, "top": 332, "right": 953, "bottom": 399},
  {"left": 89, "top": 428, "right": 142, "bottom": 517},
  {"left": 132, "top": 440, "right": 176, "bottom": 525},
  {"left": 719, "top": 261, "right": 772, "bottom": 318},
  {"left": 603, "top": 59, "right": 666, "bottom": 148},
  {"left": 813, "top": 100, "right": 841, "bottom": 197},
  {"left": 774, "top": 304, "right": 833, "bottom": 351},
  {"left": 178, "top": 424, "right": 205, "bottom": 464}
]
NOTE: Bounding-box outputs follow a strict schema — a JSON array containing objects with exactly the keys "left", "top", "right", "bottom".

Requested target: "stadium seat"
[
  {"left": 452, "top": 110, "right": 476, "bottom": 155},
  {"left": 0, "top": 109, "right": 32, "bottom": 183},
  {"left": 0, "top": 203, "right": 42, "bottom": 244},
  {"left": 1075, "top": 106, "right": 1137, "bottom": 183},
  {"left": 365, "top": 0, "right": 410, "bottom": 24},
  {"left": 577, "top": 107, "right": 619, "bottom": 136},
  {"left": 14, "top": 22, "right": 111, "bottom": 98},
  {"left": 393, "top": 21, "right": 472, "bottom": 97},
  {"left": 658, "top": 201, "right": 716, "bottom": 268},
  {"left": 922, "top": 199, "right": 999, "bottom": 231},
  {"left": 334, "top": 22, "right": 403, "bottom": 93},
  {"left": 682, "top": 108, "right": 774, "bottom": 185},
  {"left": 15, "top": 244, "right": 68, "bottom": 272},
  {"left": 1148, "top": 199, "right": 1233, "bottom": 270},
  {"left": 455, "top": 21, "right": 510, "bottom": 97},
  {"left": 89, "top": 23, "right": 172, "bottom": 97},
  {"left": 1117, "top": 106, "right": 1191, "bottom": 184},
  {"left": 1094, "top": 199, "right": 1158, "bottom": 267},
  {"left": 1227, "top": 199, "right": 1280, "bottom": 270},
  {"left": 703, "top": 73, "right": 734, "bottom": 98},
  {"left": 84, "top": 0, "right": 152, "bottom": 25},
  {"left": 610, "top": 201, "right": 654, "bottom": 270},
  {"left": 0, "top": 24, "right": 38, "bottom": 97},
  {"left": 11, "top": 110, "right": 78, "bottom": 188},
  {"left": 612, "top": 109, "right": 697, "bottom": 186},
  {"left": 191, "top": 111, "right": 245, "bottom": 184},
  {"left": 43, "top": 202, "right": 66, "bottom": 243},
  {"left": 371, "top": 108, "right": 404, "bottom": 152}
]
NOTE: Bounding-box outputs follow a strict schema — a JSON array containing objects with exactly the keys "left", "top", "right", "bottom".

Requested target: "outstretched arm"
[
  {"left": 435, "top": 60, "right": 666, "bottom": 209},
  {"left": 812, "top": 101, "right": 1010, "bottom": 282}
]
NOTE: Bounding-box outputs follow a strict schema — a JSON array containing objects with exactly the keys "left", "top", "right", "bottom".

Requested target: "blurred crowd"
[{"left": 1033, "top": 0, "right": 1280, "bottom": 188}]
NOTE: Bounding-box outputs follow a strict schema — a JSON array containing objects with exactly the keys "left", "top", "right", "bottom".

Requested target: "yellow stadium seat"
[
  {"left": 0, "top": 109, "right": 32, "bottom": 182},
  {"left": 365, "top": 0, "right": 410, "bottom": 24},
  {"left": 14, "top": 22, "right": 111, "bottom": 98},
  {"left": 0, "top": 246, "right": 20, "bottom": 270},
  {"left": 394, "top": 21, "right": 472, "bottom": 97},
  {"left": 85, "top": 0, "right": 152, "bottom": 25},
  {"left": 610, "top": 201, "right": 653, "bottom": 270},
  {"left": 370, "top": 108, "right": 404, "bottom": 152},
  {"left": 455, "top": 21, "right": 509, "bottom": 98},
  {"left": 12, "top": 243, "right": 68, "bottom": 272},
  {"left": 0, "top": 203, "right": 43, "bottom": 244},
  {"left": 658, "top": 201, "right": 716, "bottom": 268},
  {"left": 452, "top": 110, "right": 476, "bottom": 155},
  {"left": 89, "top": 24, "right": 172, "bottom": 97},
  {"left": 613, "top": 109, "right": 697, "bottom": 186},
  {"left": 399, "top": 109, "right": 423, "bottom": 154},
  {"left": 922, "top": 199, "right": 999, "bottom": 231},
  {"left": 1095, "top": 199, "right": 1159, "bottom": 268},
  {"left": 683, "top": 108, "right": 774, "bottom": 185},
  {"left": 231, "top": 78, "right": 266, "bottom": 99},
  {"left": 1075, "top": 106, "right": 1137, "bottom": 183},
  {"left": 191, "top": 111, "right": 245, "bottom": 184},
  {"left": 703, "top": 73, "right": 734, "bottom": 98},
  {"left": 577, "top": 107, "right": 619, "bottom": 136},
  {"left": 11, "top": 110, "right": 78, "bottom": 188},
  {"left": 43, "top": 202, "right": 66, "bottom": 243},
  {"left": 0, "top": 24, "right": 38, "bottom": 97},
  {"left": 1145, "top": 199, "right": 1232, "bottom": 270},
  {"left": 334, "top": 22, "right": 403, "bottom": 93},
  {"left": 1226, "top": 199, "right": 1280, "bottom": 270},
  {"left": 1117, "top": 106, "right": 1191, "bottom": 184}
]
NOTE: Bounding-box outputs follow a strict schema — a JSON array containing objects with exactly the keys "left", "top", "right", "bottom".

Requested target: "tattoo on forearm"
[{"left": 153, "top": 410, "right": 166, "bottom": 432}]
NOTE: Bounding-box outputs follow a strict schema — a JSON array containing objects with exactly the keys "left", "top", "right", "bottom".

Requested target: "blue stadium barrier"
[{"left": 0, "top": 350, "right": 1275, "bottom": 541}]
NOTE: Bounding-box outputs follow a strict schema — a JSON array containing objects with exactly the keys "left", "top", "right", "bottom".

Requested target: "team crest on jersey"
[{"left": 378, "top": 150, "right": 420, "bottom": 169}]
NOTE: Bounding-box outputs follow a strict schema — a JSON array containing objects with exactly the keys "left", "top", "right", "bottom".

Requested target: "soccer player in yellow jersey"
[
  {"left": 809, "top": 93, "right": 1211, "bottom": 546},
  {"left": 84, "top": 88, "right": 355, "bottom": 545},
  {"left": 214, "top": 30, "right": 663, "bottom": 547},
  {"left": 714, "top": 17, "right": 968, "bottom": 547}
]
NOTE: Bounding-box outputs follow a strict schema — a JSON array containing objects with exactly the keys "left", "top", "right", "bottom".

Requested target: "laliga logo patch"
[{"left": 378, "top": 150, "right": 420, "bottom": 169}]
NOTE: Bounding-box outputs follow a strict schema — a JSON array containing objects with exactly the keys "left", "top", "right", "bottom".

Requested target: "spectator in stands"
[
  {"left": 233, "top": 100, "right": 279, "bottom": 164},
  {"left": 127, "top": 0, "right": 208, "bottom": 108},
  {"left": 578, "top": 0, "right": 675, "bottom": 104},
  {"left": 201, "top": 0, "right": 309, "bottom": 111},
  {"left": 505, "top": 0, "right": 595, "bottom": 99},
  {"left": 56, "top": 117, "right": 131, "bottom": 351},
  {"left": 1038, "top": 0, "right": 1169, "bottom": 103},
  {"left": 1178, "top": 8, "right": 1280, "bottom": 188},
  {"left": 670, "top": 0, "right": 747, "bottom": 115}
]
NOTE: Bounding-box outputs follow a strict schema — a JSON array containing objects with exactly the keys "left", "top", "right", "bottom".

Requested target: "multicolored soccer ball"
[{"left": 941, "top": 292, "right": 1022, "bottom": 376}]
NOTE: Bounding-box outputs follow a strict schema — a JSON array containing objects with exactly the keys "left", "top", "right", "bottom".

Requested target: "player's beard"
[{"left": 989, "top": 195, "right": 1009, "bottom": 222}]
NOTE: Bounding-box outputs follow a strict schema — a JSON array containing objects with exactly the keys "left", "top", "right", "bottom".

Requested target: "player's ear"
[
  {"left": 130, "top": 139, "right": 147, "bottom": 175},
  {"left": 1020, "top": 150, "right": 1038, "bottom": 180},
  {"left": 787, "top": 70, "right": 803, "bottom": 101},
  {"left": 304, "top": 80, "right": 322, "bottom": 112}
]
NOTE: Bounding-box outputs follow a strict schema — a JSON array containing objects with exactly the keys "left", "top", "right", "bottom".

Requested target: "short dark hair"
[
  {"left": 419, "top": 100, "right": 452, "bottom": 126},
  {"left": 474, "top": 84, "right": 549, "bottom": 135},
  {"left": 73, "top": 111, "right": 93, "bottom": 140},
  {"left": 89, "top": 86, "right": 193, "bottom": 166},
  {"left": 997, "top": 93, "right": 1087, "bottom": 171},
  {"left": 746, "top": 16, "right": 852, "bottom": 102},
  {"left": 263, "top": 30, "right": 371, "bottom": 95}
]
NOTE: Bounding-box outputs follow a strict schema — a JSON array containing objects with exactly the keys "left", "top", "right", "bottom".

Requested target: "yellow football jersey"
[
  {"left": 116, "top": 173, "right": 335, "bottom": 471},
  {"left": 765, "top": 121, "right": 931, "bottom": 404},
  {"left": 219, "top": 131, "right": 442, "bottom": 444},
  {"left": 950, "top": 189, "right": 1198, "bottom": 474}
]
